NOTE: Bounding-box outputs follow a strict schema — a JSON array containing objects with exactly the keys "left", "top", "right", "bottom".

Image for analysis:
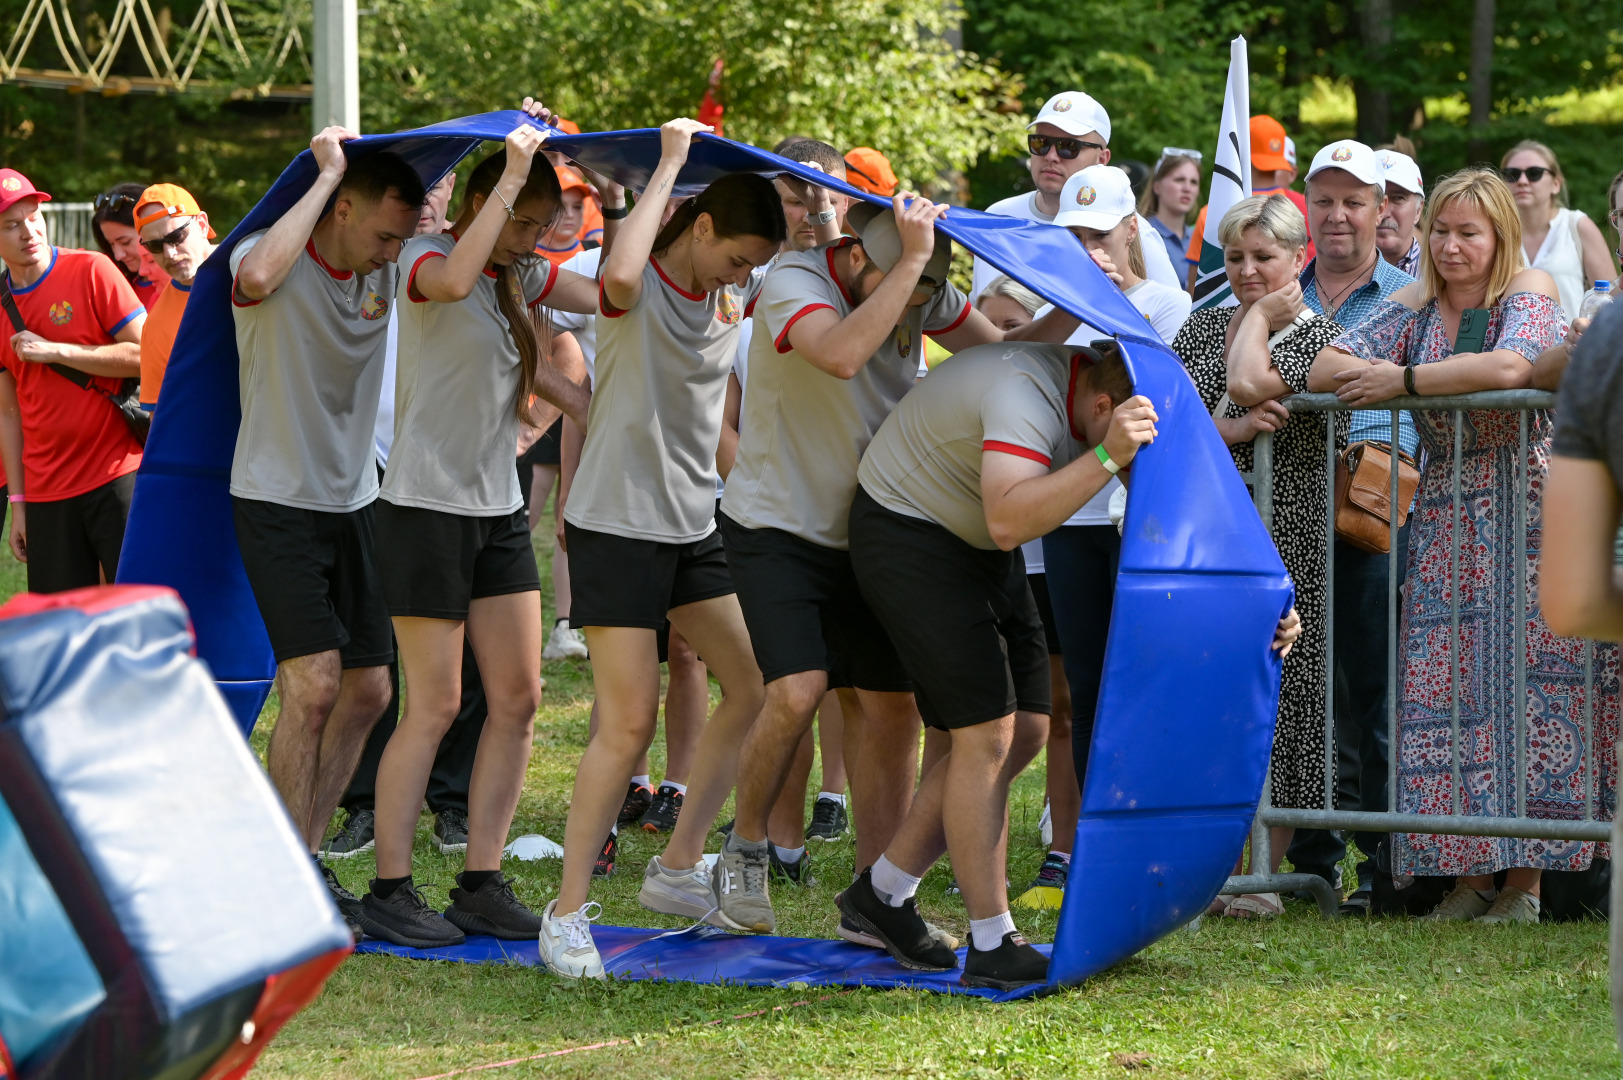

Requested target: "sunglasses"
[
  {"left": 93, "top": 191, "right": 137, "bottom": 214},
  {"left": 140, "top": 220, "right": 191, "bottom": 255},
  {"left": 1501, "top": 166, "right": 1550, "bottom": 184},
  {"left": 1028, "top": 134, "right": 1106, "bottom": 160},
  {"left": 1157, "top": 147, "right": 1204, "bottom": 166}
]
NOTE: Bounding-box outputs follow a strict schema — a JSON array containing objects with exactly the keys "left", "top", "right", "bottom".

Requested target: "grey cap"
[{"left": 847, "top": 201, "right": 953, "bottom": 290}]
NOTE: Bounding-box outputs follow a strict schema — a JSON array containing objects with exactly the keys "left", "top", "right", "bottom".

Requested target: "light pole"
[{"left": 311, "top": 0, "right": 360, "bottom": 135}]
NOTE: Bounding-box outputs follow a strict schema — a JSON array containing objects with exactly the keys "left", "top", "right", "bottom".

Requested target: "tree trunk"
[
  {"left": 1354, "top": 0, "right": 1393, "bottom": 145},
  {"left": 1467, "top": 0, "right": 1496, "bottom": 165}
]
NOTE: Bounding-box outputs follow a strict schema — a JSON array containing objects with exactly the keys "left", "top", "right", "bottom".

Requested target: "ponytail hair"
[
  {"left": 462, "top": 148, "right": 564, "bottom": 426},
  {"left": 651, "top": 172, "right": 787, "bottom": 257}
]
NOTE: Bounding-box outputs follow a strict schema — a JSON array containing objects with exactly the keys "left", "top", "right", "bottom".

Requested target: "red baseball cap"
[{"left": 0, "top": 169, "right": 51, "bottom": 216}]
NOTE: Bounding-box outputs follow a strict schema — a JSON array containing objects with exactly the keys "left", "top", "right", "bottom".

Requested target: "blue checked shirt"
[{"left": 1300, "top": 256, "right": 1421, "bottom": 456}]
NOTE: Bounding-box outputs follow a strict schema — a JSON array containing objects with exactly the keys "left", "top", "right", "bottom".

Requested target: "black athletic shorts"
[
  {"left": 232, "top": 496, "right": 393, "bottom": 668},
  {"left": 374, "top": 501, "right": 540, "bottom": 619},
  {"left": 24, "top": 472, "right": 135, "bottom": 594},
  {"left": 529, "top": 417, "right": 564, "bottom": 468},
  {"left": 718, "top": 511, "right": 909, "bottom": 692},
  {"left": 848, "top": 487, "right": 1049, "bottom": 730},
  {"left": 564, "top": 522, "right": 733, "bottom": 630},
  {"left": 1028, "top": 572, "right": 1063, "bottom": 656}
]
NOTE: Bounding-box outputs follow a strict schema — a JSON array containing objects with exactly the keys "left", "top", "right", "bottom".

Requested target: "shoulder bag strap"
[{"left": 2, "top": 271, "right": 101, "bottom": 390}]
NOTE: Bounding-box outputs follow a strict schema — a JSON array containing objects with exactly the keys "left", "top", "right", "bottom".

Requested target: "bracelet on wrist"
[
  {"left": 1094, "top": 443, "right": 1122, "bottom": 475},
  {"left": 7, "top": 493, "right": 23, "bottom": 504},
  {"left": 1403, "top": 365, "right": 1417, "bottom": 396},
  {"left": 602, "top": 204, "right": 629, "bottom": 220}
]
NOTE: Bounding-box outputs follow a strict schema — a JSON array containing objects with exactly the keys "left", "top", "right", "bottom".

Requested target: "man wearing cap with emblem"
[
  {"left": 0, "top": 167, "right": 145, "bottom": 594},
  {"left": 1375, "top": 149, "right": 1425, "bottom": 277},
  {"left": 133, "top": 184, "right": 217, "bottom": 410},
  {"left": 710, "top": 192, "right": 1081, "bottom": 945},
  {"left": 971, "top": 91, "right": 1183, "bottom": 300},
  {"left": 1285, "top": 137, "right": 1419, "bottom": 913},
  {"left": 1184, "top": 115, "right": 1314, "bottom": 287}
]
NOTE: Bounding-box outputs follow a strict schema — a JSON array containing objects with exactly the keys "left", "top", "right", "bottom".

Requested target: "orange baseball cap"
[
  {"left": 134, "top": 183, "right": 216, "bottom": 237},
  {"left": 554, "top": 165, "right": 593, "bottom": 196},
  {"left": 551, "top": 117, "right": 582, "bottom": 136},
  {"left": 1250, "top": 115, "right": 1291, "bottom": 173},
  {"left": 844, "top": 147, "right": 898, "bottom": 197}
]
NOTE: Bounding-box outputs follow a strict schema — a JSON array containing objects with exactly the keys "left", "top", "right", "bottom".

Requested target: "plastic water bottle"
[{"left": 1580, "top": 279, "right": 1614, "bottom": 321}]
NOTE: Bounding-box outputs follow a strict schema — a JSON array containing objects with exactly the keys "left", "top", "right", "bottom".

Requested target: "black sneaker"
[
  {"left": 592, "top": 832, "right": 617, "bottom": 878},
  {"left": 444, "top": 871, "right": 545, "bottom": 940},
  {"left": 962, "top": 930, "right": 1048, "bottom": 990},
  {"left": 1339, "top": 883, "right": 1373, "bottom": 917},
  {"left": 617, "top": 783, "right": 655, "bottom": 828},
  {"left": 318, "top": 860, "right": 364, "bottom": 939},
  {"left": 434, "top": 808, "right": 469, "bottom": 854},
  {"left": 805, "top": 797, "right": 849, "bottom": 842},
  {"left": 357, "top": 879, "right": 466, "bottom": 949},
  {"left": 324, "top": 808, "right": 375, "bottom": 858},
  {"left": 770, "top": 847, "right": 815, "bottom": 887},
  {"left": 639, "top": 785, "right": 684, "bottom": 833},
  {"left": 835, "top": 869, "right": 957, "bottom": 972},
  {"left": 717, "top": 819, "right": 735, "bottom": 840}
]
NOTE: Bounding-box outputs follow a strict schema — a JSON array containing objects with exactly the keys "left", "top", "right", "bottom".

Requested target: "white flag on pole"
[{"left": 1191, "top": 37, "right": 1252, "bottom": 310}]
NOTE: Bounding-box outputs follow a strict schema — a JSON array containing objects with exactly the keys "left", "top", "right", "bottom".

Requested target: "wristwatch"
[{"left": 811, "top": 208, "right": 837, "bottom": 226}]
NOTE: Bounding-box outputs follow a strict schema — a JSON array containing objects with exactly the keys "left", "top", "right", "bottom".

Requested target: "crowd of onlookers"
[{"left": 1, "top": 92, "right": 1620, "bottom": 941}]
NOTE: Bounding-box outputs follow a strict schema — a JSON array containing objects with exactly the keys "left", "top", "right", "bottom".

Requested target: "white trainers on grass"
[
  {"left": 1421, "top": 883, "right": 1494, "bottom": 922},
  {"left": 1477, "top": 887, "right": 1540, "bottom": 925},
  {"left": 542, "top": 619, "right": 590, "bottom": 661},
  {"left": 539, "top": 899, "right": 605, "bottom": 980}
]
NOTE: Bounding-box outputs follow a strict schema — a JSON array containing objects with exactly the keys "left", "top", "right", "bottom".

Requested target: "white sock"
[
  {"left": 661, "top": 780, "right": 688, "bottom": 795},
  {"left": 870, "top": 855, "right": 921, "bottom": 907},
  {"left": 1475, "top": 887, "right": 1499, "bottom": 903},
  {"left": 631, "top": 774, "right": 651, "bottom": 788},
  {"left": 970, "top": 911, "right": 1017, "bottom": 952},
  {"left": 816, "top": 791, "right": 846, "bottom": 807},
  {"left": 1524, "top": 892, "right": 1541, "bottom": 913},
  {"left": 773, "top": 844, "right": 805, "bottom": 864}
]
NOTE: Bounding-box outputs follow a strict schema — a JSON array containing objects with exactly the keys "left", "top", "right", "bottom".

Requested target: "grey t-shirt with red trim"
[
  {"left": 563, "top": 258, "right": 762, "bottom": 544},
  {"left": 721, "top": 239, "right": 970, "bottom": 550},
  {"left": 381, "top": 232, "right": 559, "bottom": 516},
  {"left": 229, "top": 229, "right": 397, "bottom": 512},
  {"left": 857, "top": 342, "right": 1080, "bottom": 550}
]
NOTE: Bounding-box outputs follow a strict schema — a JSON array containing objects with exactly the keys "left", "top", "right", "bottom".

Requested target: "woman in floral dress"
[{"left": 1312, "top": 168, "right": 1618, "bottom": 924}]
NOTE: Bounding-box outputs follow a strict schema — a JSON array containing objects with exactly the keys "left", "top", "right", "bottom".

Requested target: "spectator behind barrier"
[
  {"left": 133, "top": 184, "right": 217, "bottom": 409},
  {"left": 1500, "top": 140, "right": 1618, "bottom": 322},
  {"left": 1375, "top": 148, "right": 1426, "bottom": 276},
  {"left": 1171, "top": 192, "right": 1348, "bottom": 920},
  {"left": 1309, "top": 167, "right": 1618, "bottom": 925},
  {"left": 1184, "top": 115, "right": 1314, "bottom": 289},
  {"left": 92, "top": 181, "right": 170, "bottom": 310},
  {"left": 1138, "top": 149, "right": 1202, "bottom": 282}
]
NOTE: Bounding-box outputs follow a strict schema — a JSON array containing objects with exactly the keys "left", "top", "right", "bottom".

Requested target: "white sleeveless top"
[{"left": 1530, "top": 207, "right": 1589, "bottom": 322}]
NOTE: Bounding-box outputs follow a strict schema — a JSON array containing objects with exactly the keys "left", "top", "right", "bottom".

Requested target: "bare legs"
[
  {"left": 731, "top": 670, "right": 828, "bottom": 845},
  {"left": 1464, "top": 868, "right": 1543, "bottom": 897},
  {"left": 659, "top": 628, "right": 707, "bottom": 786},
  {"left": 267, "top": 651, "right": 390, "bottom": 852},
  {"left": 1044, "top": 656, "right": 1079, "bottom": 856},
  {"left": 845, "top": 689, "right": 923, "bottom": 871}
]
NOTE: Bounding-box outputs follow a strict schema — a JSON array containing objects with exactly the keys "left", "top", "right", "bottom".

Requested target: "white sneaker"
[
  {"left": 542, "top": 620, "right": 590, "bottom": 661},
  {"left": 1039, "top": 799, "right": 1053, "bottom": 847},
  {"left": 538, "top": 899, "right": 605, "bottom": 979},
  {"left": 1421, "top": 884, "right": 1494, "bottom": 922},
  {"left": 1477, "top": 887, "right": 1540, "bottom": 925},
  {"left": 639, "top": 855, "right": 720, "bottom": 923}
]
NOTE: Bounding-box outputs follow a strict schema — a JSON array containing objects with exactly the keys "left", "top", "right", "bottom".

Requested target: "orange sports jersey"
[
  {"left": 1185, "top": 187, "right": 1314, "bottom": 267},
  {"left": 133, "top": 270, "right": 168, "bottom": 311},
  {"left": 138, "top": 276, "right": 190, "bottom": 406},
  {"left": 581, "top": 195, "right": 604, "bottom": 245},
  {"left": 0, "top": 248, "right": 144, "bottom": 501},
  {"left": 536, "top": 236, "right": 586, "bottom": 266}
]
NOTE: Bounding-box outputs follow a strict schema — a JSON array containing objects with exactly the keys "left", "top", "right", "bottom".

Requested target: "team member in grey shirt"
[
  {"left": 539, "top": 119, "right": 786, "bottom": 981},
  {"left": 229, "top": 126, "right": 425, "bottom": 930}
]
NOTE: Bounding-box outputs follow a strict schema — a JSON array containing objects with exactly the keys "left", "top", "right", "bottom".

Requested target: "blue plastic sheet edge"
[{"left": 355, "top": 924, "right": 1050, "bottom": 1002}]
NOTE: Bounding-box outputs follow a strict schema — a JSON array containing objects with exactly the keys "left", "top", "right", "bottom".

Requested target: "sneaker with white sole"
[
  {"left": 639, "top": 855, "right": 719, "bottom": 922},
  {"left": 838, "top": 912, "right": 959, "bottom": 951},
  {"left": 1477, "top": 886, "right": 1540, "bottom": 925},
  {"left": 1421, "top": 883, "right": 1494, "bottom": 922},
  {"left": 542, "top": 620, "right": 590, "bottom": 661},
  {"left": 713, "top": 836, "right": 776, "bottom": 933},
  {"left": 539, "top": 899, "right": 606, "bottom": 980}
]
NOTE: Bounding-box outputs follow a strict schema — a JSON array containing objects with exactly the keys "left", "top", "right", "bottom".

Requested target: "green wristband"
[{"left": 1094, "top": 443, "right": 1121, "bottom": 475}]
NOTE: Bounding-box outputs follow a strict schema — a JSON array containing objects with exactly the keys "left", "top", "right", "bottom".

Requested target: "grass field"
[{"left": 3, "top": 513, "right": 1615, "bottom": 1079}]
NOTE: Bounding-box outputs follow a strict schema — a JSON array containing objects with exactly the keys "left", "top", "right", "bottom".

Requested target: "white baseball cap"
[
  {"left": 1306, "top": 139, "right": 1383, "bottom": 186},
  {"left": 1284, "top": 135, "right": 1298, "bottom": 168},
  {"left": 1028, "top": 91, "right": 1111, "bottom": 145},
  {"left": 1054, "top": 164, "right": 1135, "bottom": 231},
  {"left": 1377, "top": 149, "right": 1424, "bottom": 196}
]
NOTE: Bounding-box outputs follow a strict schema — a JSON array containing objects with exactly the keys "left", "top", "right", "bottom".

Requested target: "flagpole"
[{"left": 1191, "top": 37, "right": 1252, "bottom": 310}]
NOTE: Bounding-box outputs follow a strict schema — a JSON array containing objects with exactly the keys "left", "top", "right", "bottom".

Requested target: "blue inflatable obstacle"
[
  {"left": 116, "top": 112, "right": 1290, "bottom": 993},
  {"left": 0, "top": 587, "right": 353, "bottom": 1079}
]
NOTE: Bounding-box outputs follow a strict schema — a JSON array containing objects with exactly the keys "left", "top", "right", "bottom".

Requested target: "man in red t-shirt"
[{"left": 0, "top": 168, "right": 145, "bottom": 592}]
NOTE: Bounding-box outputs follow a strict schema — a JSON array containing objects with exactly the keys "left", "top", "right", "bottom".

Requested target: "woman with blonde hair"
[
  {"left": 1310, "top": 167, "right": 1618, "bottom": 925},
  {"left": 1499, "top": 140, "right": 1617, "bottom": 320},
  {"left": 1138, "top": 151, "right": 1202, "bottom": 283}
]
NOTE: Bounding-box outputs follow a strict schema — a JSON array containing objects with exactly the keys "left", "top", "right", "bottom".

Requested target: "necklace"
[{"left": 1315, "top": 248, "right": 1379, "bottom": 316}]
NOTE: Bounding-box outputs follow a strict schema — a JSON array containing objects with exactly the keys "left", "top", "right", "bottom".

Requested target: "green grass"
[{"left": 5, "top": 510, "right": 1615, "bottom": 1078}]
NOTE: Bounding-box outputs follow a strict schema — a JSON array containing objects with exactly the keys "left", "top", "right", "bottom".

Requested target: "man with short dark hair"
[
  {"left": 229, "top": 126, "right": 425, "bottom": 929},
  {"left": 134, "top": 183, "right": 217, "bottom": 409},
  {"left": 0, "top": 168, "right": 145, "bottom": 593}
]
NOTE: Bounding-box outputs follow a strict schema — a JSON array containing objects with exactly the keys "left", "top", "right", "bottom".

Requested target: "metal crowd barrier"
[
  {"left": 1220, "top": 389, "right": 1612, "bottom": 917},
  {"left": 41, "top": 201, "right": 97, "bottom": 253}
]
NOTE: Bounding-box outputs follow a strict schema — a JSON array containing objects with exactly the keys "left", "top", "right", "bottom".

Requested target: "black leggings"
[{"left": 1040, "top": 525, "right": 1121, "bottom": 790}]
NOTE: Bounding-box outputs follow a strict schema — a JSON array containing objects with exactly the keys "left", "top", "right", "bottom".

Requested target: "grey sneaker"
[
  {"left": 639, "top": 855, "right": 720, "bottom": 923},
  {"left": 1477, "top": 886, "right": 1540, "bottom": 925},
  {"left": 1421, "top": 883, "right": 1494, "bottom": 922},
  {"left": 713, "top": 836, "right": 775, "bottom": 933},
  {"left": 434, "top": 808, "right": 469, "bottom": 854}
]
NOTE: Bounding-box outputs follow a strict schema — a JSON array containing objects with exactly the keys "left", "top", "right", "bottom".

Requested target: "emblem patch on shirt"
[
  {"left": 0, "top": 177, "right": 20, "bottom": 192},
  {"left": 1331, "top": 147, "right": 1353, "bottom": 163},
  {"left": 716, "top": 291, "right": 740, "bottom": 326},
  {"left": 895, "top": 324, "right": 912, "bottom": 359},
  {"left": 1076, "top": 185, "right": 1097, "bottom": 206},
  {"left": 48, "top": 301, "right": 73, "bottom": 325},
  {"left": 360, "top": 292, "right": 389, "bottom": 321}
]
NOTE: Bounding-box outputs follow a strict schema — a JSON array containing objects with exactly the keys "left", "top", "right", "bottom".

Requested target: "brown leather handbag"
[{"left": 1333, "top": 441, "right": 1420, "bottom": 553}]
